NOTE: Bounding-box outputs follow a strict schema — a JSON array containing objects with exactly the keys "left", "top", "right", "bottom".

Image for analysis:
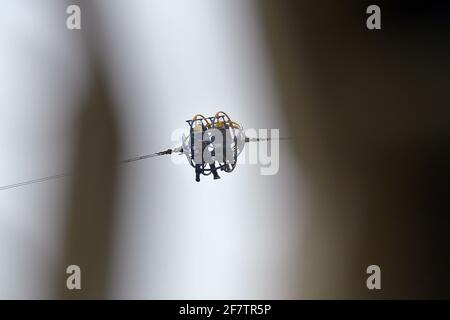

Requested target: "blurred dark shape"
[
  {"left": 260, "top": 0, "right": 450, "bottom": 298},
  {"left": 58, "top": 69, "right": 119, "bottom": 299},
  {"left": 57, "top": 2, "right": 120, "bottom": 299}
]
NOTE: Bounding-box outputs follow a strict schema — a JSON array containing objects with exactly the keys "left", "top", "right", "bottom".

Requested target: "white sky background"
[{"left": 0, "top": 0, "right": 306, "bottom": 299}]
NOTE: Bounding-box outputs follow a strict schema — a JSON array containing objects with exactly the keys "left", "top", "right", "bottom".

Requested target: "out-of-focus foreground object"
[{"left": 260, "top": 0, "right": 450, "bottom": 298}]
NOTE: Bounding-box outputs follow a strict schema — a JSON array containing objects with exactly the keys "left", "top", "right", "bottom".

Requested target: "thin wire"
[
  {"left": 0, "top": 149, "right": 175, "bottom": 191},
  {"left": 0, "top": 173, "right": 70, "bottom": 191},
  {"left": 0, "top": 137, "right": 291, "bottom": 191},
  {"left": 119, "top": 149, "right": 173, "bottom": 164},
  {"left": 245, "top": 137, "right": 291, "bottom": 142}
]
